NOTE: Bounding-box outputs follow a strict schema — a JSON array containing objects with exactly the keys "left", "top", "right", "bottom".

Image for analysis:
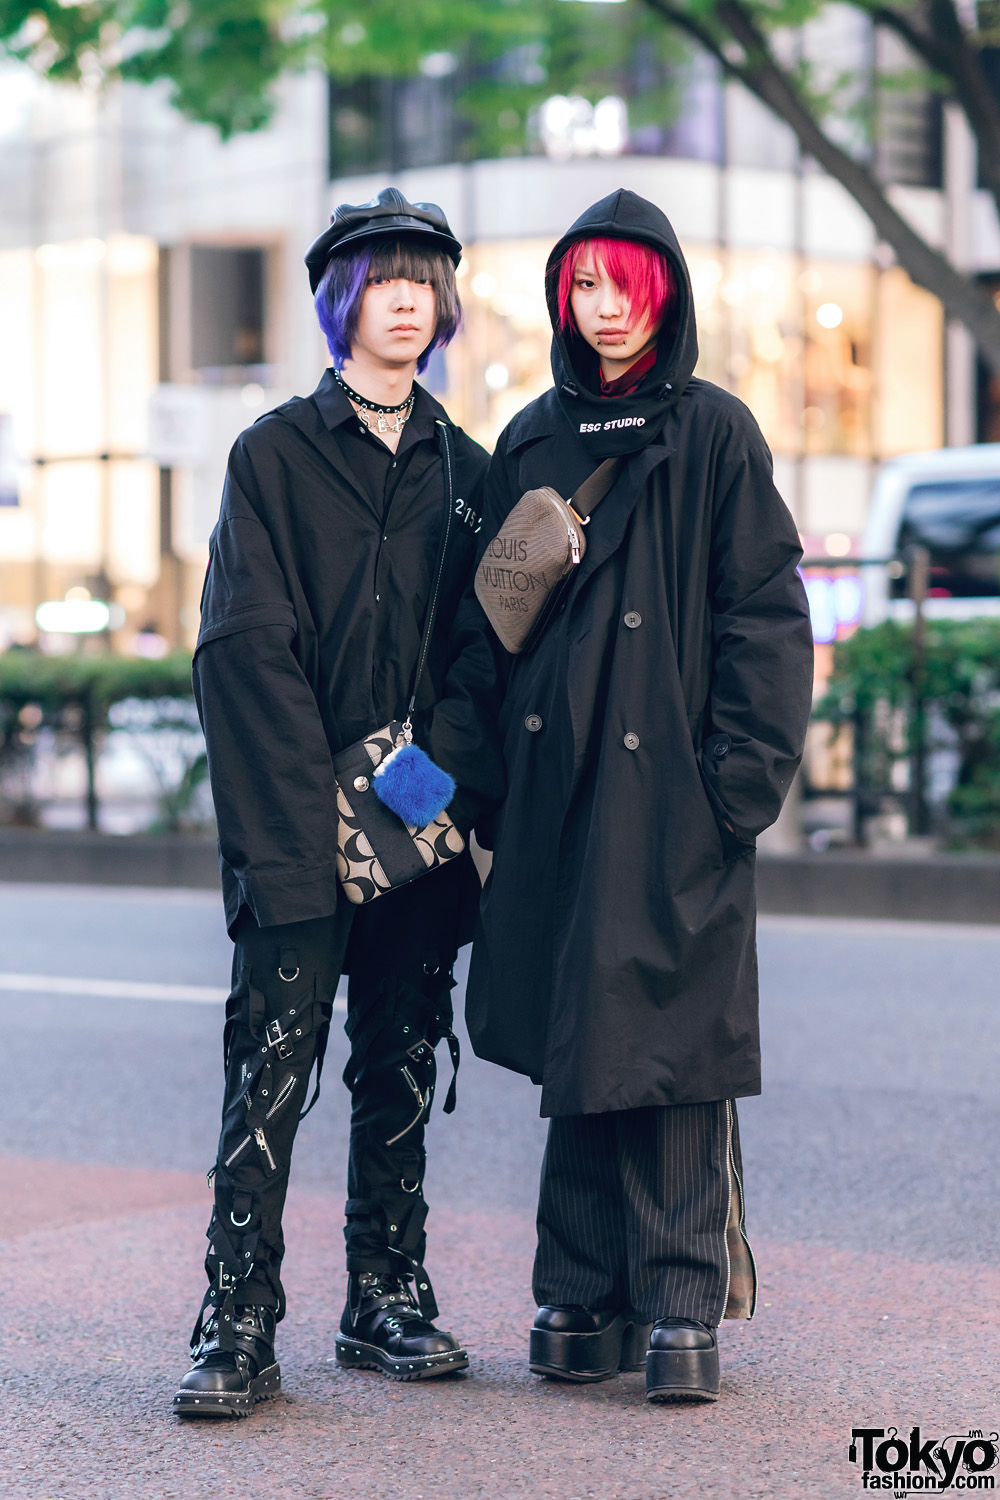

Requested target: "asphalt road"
[{"left": 0, "top": 883, "right": 998, "bottom": 1500}]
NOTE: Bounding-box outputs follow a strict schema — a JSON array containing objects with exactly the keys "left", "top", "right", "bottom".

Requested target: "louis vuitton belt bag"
[{"left": 474, "top": 458, "right": 620, "bottom": 653}]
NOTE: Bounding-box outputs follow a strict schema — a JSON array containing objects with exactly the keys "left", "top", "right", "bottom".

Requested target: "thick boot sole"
[
  {"left": 172, "top": 1361, "right": 282, "bottom": 1418},
  {"left": 529, "top": 1317, "right": 653, "bottom": 1383},
  {"left": 334, "top": 1335, "right": 468, "bottom": 1381},
  {"left": 646, "top": 1346, "right": 720, "bottom": 1403}
]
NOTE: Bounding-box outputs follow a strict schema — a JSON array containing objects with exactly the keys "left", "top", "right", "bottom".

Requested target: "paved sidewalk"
[
  {"left": 2, "top": 1157, "right": 999, "bottom": 1500},
  {"left": 1, "top": 892, "right": 998, "bottom": 1499}
]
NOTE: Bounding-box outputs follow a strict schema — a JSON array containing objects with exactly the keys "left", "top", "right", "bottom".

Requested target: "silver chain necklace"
[{"left": 334, "top": 367, "right": 415, "bottom": 436}]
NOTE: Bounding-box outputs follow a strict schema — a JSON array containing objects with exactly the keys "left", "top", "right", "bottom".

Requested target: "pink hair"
[{"left": 557, "top": 237, "right": 674, "bottom": 334}]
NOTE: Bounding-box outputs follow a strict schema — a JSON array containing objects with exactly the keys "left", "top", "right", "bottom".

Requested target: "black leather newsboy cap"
[{"left": 305, "top": 187, "right": 463, "bottom": 293}]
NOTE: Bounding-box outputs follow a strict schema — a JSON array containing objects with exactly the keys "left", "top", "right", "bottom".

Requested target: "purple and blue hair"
[{"left": 313, "top": 237, "right": 462, "bottom": 373}]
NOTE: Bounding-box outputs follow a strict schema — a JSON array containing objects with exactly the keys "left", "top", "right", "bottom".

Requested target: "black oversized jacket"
[
  {"left": 194, "top": 372, "right": 498, "bottom": 935},
  {"left": 465, "top": 190, "right": 814, "bottom": 1116}
]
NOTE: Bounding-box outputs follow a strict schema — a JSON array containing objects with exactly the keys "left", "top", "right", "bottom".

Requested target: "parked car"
[{"left": 862, "top": 443, "right": 1000, "bottom": 625}]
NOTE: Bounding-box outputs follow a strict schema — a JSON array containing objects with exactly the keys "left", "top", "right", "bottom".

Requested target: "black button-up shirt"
[{"left": 193, "top": 368, "right": 499, "bottom": 932}]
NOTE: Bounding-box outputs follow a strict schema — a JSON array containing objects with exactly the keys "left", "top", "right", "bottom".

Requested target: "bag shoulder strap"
[
  {"left": 404, "top": 420, "right": 455, "bottom": 723},
  {"left": 569, "top": 457, "right": 620, "bottom": 523}
]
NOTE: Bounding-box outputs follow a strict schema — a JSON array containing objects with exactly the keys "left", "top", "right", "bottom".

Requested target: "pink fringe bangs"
[{"left": 557, "top": 237, "right": 674, "bottom": 333}]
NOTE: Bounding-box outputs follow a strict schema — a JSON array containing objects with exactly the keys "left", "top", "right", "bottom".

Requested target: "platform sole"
[
  {"left": 334, "top": 1336, "right": 468, "bottom": 1381},
  {"left": 172, "top": 1361, "right": 282, "bottom": 1418},
  {"left": 645, "top": 1346, "right": 720, "bottom": 1404},
  {"left": 529, "top": 1317, "right": 653, "bottom": 1383}
]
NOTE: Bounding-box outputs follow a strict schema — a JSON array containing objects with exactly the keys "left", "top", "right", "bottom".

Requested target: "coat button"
[
  {"left": 525, "top": 714, "right": 543, "bottom": 733},
  {"left": 624, "top": 611, "right": 642, "bottom": 629},
  {"left": 624, "top": 732, "right": 640, "bottom": 750}
]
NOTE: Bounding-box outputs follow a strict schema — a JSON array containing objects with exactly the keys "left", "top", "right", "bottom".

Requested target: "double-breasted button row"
[{"left": 525, "top": 714, "right": 543, "bottom": 733}]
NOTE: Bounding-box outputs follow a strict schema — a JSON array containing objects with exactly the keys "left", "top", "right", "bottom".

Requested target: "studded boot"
[
  {"left": 335, "top": 1272, "right": 468, "bottom": 1380},
  {"left": 173, "top": 1305, "right": 281, "bottom": 1418}
]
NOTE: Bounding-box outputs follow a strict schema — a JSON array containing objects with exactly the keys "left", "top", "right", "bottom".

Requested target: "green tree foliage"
[
  {"left": 821, "top": 619, "right": 1000, "bottom": 846},
  {"left": 0, "top": 0, "right": 681, "bottom": 140},
  {"left": 4, "top": 0, "right": 1000, "bottom": 365},
  {"left": 0, "top": 650, "right": 201, "bottom": 831},
  {"left": 0, "top": 646, "right": 194, "bottom": 708}
]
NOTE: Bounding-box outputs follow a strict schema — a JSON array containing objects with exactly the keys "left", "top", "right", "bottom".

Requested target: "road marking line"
[
  {"left": 0, "top": 972, "right": 349, "bottom": 1010},
  {"left": 0, "top": 973, "right": 227, "bottom": 1003}
]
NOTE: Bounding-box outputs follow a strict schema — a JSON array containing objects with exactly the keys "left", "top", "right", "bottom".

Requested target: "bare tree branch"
[{"left": 642, "top": 0, "right": 1000, "bottom": 376}]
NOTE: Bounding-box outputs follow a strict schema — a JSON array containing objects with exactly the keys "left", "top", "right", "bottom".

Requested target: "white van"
[{"left": 861, "top": 444, "right": 1000, "bottom": 625}]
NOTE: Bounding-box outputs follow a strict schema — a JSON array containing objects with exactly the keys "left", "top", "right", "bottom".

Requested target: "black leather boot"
[
  {"left": 645, "top": 1317, "right": 720, "bottom": 1403},
  {"left": 335, "top": 1272, "right": 468, "bottom": 1380},
  {"left": 172, "top": 1305, "right": 281, "bottom": 1418},
  {"left": 529, "top": 1306, "right": 653, "bottom": 1382}
]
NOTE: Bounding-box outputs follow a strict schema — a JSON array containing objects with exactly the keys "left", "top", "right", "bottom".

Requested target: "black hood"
[{"left": 545, "top": 188, "right": 699, "bottom": 456}]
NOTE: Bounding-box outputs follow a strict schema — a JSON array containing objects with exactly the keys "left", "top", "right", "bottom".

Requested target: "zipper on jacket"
[{"left": 405, "top": 423, "right": 455, "bottom": 723}]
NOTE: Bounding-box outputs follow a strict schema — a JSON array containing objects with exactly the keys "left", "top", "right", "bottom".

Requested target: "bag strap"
[
  {"left": 569, "top": 457, "right": 620, "bottom": 524},
  {"left": 403, "top": 419, "right": 455, "bottom": 729}
]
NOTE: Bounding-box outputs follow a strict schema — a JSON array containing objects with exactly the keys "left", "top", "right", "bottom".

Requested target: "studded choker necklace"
[{"left": 334, "top": 367, "right": 415, "bottom": 436}]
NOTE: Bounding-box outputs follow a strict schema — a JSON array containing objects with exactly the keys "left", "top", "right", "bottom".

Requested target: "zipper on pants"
[
  {"left": 384, "top": 1065, "right": 427, "bottom": 1147},
  {"left": 254, "top": 1127, "right": 277, "bottom": 1172},
  {"left": 723, "top": 1098, "right": 757, "bottom": 1319}
]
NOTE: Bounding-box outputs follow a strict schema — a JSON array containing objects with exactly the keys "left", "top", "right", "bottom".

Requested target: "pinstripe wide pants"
[{"left": 532, "top": 1101, "right": 756, "bottom": 1327}]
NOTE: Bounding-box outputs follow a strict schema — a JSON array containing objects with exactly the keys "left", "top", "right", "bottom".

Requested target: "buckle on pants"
[{"left": 264, "top": 1018, "right": 294, "bottom": 1060}]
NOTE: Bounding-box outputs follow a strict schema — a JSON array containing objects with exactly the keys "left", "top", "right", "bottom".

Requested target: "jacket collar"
[
  {"left": 277, "top": 369, "right": 446, "bottom": 521},
  {"left": 506, "top": 388, "right": 561, "bottom": 452}
]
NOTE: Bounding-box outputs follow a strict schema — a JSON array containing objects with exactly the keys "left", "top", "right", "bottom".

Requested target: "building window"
[
  {"left": 874, "top": 28, "right": 943, "bottom": 188},
  {"left": 328, "top": 73, "right": 466, "bottom": 177},
  {"left": 189, "top": 247, "right": 267, "bottom": 375}
]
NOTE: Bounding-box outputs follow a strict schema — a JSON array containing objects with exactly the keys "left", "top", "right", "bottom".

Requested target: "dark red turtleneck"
[{"left": 599, "top": 346, "right": 657, "bottom": 399}]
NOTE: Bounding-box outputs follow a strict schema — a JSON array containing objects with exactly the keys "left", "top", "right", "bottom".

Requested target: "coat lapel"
[
  {"left": 510, "top": 395, "right": 674, "bottom": 591},
  {"left": 573, "top": 442, "right": 674, "bottom": 588}
]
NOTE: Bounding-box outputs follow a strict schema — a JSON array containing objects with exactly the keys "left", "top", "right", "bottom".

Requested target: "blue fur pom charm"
[{"left": 373, "top": 742, "right": 456, "bottom": 828}]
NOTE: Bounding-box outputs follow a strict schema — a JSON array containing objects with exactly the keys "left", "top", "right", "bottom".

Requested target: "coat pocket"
[{"left": 697, "top": 734, "right": 756, "bottom": 860}]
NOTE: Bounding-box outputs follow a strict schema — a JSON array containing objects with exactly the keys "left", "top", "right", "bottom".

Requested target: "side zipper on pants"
[{"left": 723, "top": 1098, "right": 757, "bottom": 1319}]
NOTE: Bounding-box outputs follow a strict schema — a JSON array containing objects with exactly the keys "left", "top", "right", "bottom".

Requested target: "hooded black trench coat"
[
  {"left": 465, "top": 190, "right": 814, "bottom": 1118},
  {"left": 193, "top": 373, "right": 499, "bottom": 940}
]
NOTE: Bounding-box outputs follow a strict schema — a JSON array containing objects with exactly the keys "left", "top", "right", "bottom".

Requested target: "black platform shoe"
[
  {"left": 529, "top": 1306, "right": 654, "bottom": 1383},
  {"left": 172, "top": 1305, "right": 281, "bottom": 1418},
  {"left": 335, "top": 1273, "right": 469, "bottom": 1381},
  {"left": 645, "top": 1318, "right": 720, "bottom": 1403}
]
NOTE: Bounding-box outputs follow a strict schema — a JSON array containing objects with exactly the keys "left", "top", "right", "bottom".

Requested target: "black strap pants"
[
  {"left": 532, "top": 1101, "right": 757, "bottom": 1327},
  {"left": 201, "top": 858, "right": 468, "bottom": 1332}
]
